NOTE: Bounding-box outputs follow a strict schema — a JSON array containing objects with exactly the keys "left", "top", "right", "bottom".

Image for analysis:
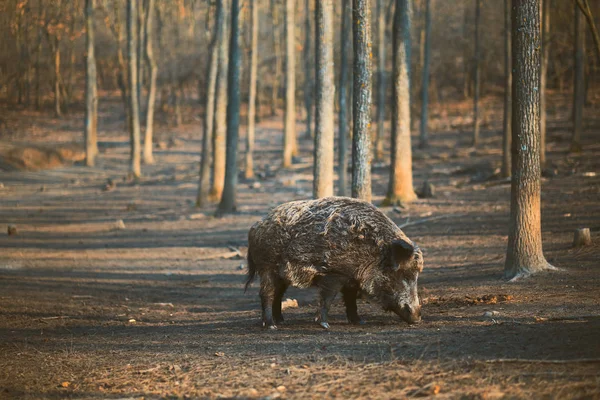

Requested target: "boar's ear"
[{"left": 391, "top": 239, "right": 414, "bottom": 270}]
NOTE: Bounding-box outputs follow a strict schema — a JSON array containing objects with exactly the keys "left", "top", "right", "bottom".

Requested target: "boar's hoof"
[
  {"left": 319, "top": 322, "right": 330, "bottom": 329},
  {"left": 348, "top": 317, "right": 365, "bottom": 325},
  {"left": 262, "top": 322, "right": 278, "bottom": 330}
]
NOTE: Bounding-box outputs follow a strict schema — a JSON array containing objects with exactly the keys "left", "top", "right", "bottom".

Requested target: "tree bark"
[
  {"left": 127, "top": 0, "right": 142, "bottom": 178},
  {"left": 501, "top": 0, "right": 512, "bottom": 178},
  {"left": 352, "top": 0, "right": 372, "bottom": 202},
  {"left": 571, "top": 3, "right": 585, "bottom": 153},
  {"left": 197, "top": 0, "right": 223, "bottom": 207},
  {"left": 85, "top": 0, "right": 99, "bottom": 167},
  {"left": 313, "top": 0, "right": 335, "bottom": 199},
  {"left": 245, "top": 0, "right": 258, "bottom": 179},
  {"left": 374, "top": 0, "right": 386, "bottom": 161},
  {"left": 472, "top": 0, "right": 481, "bottom": 147},
  {"left": 504, "top": 0, "right": 553, "bottom": 280},
  {"left": 218, "top": 0, "right": 241, "bottom": 215},
  {"left": 539, "top": 0, "right": 549, "bottom": 167},
  {"left": 137, "top": 0, "right": 145, "bottom": 112},
  {"left": 52, "top": 38, "right": 62, "bottom": 118},
  {"left": 271, "top": 0, "right": 282, "bottom": 116},
  {"left": 143, "top": 0, "right": 157, "bottom": 164},
  {"left": 210, "top": 0, "right": 230, "bottom": 201},
  {"left": 418, "top": 0, "right": 431, "bottom": 149},
  {"left": 338, "top": 0, "right": 351, "bottom": 196},
  {"left": 283, "top": 0, "right": 297, "bottom": 167},
  {"left": 383, "top": 0, "right": 416, "bottom": 206},
  {"left": 303, "top": 0, "right": 314, "bottom": 139}
]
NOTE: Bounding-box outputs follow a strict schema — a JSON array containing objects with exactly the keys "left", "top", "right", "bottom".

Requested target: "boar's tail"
[{"left": 244, "top": 249, "right": 257, "bottom": 292}]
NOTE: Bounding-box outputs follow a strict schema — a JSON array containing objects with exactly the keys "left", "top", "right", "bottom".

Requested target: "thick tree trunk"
[
  {"left": 211, "top": 0, "right": 230, "bottom": 201},
  {"left": 338, "top": 0, "right": 351, "bottom": 196},
  {"left": 374, "top": 0, "right": 386, "bottom": 161},
  {"left": 571, "top": 3, "right": 585, "bottom": 153},
  {"left": 143, "top": 0, "right": 157, "bottom": 164},
  {"left": 472, "top": 0, "right": 481, "bottom": 147},
  {"left": 383, "top": 0, "right": 416, "bottom": 206},
  {"left": 313, "top": 0, "right": 335, "bottom": 199},
  {"left": 303, "top": 0, "right": 314, "bottom": 139},
  {"left": 419, "top": 0, "right": 431, "bottom": 149},
  {"left": 127, "top": 0, "right": 142, "bottom": 178},
  {"left": 283, "top": 0, "right": 297, "bottom": 167},
  {"left": 197, "top": 0, "right": 223, "bottom": 207},
  {"left": 245, "top": 0, "right": 258, "bottom": 179},
  {"left": 351, "top": 0, "right": 372, "bottom": 202},
  {"left": 501, "top": 0, "right": 512, "bottom": 178},
  {"left": 217, "top": 0, "right": 241, "bottom": 214},
  {"left": 539, "top": 0, "right": 550, "bottom": 167},
  {"left": 504, "top": 0, "right": 553, "bottom": 280},
  {"left": 85, "top": 0, "right": 98, "bottom": 167}
]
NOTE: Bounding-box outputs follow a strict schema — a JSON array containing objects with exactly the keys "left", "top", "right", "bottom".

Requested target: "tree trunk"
[
  {"left": 143, "top": 0, "right": 157, "bottom": 164},
  {"left": 383, "top": 0, "right": 416, "bottom": 206},
  {"left": 85, "top": 0, "right": 99, "bottom": 167},
  {"left": 211, "top": 0, "right": 230, "bottom": 201},
  {"left": 35, "top": 3, "right": 43, "bottom": 110},
  {"left": 539, "top": 0, "right": 550, "bottom": 167},
  {"left": 303, "top": 0, "right": 314, "bottom": 139},
  {"left": 462, "top": 4, "right": 471, "bottom": 99},
  {"left": 571, "top": 3, "right": 585, "bottom": 153},
  {"left": 472, "top": 0, "right": 481, "bottom": 147},
  {"left": 245, "top": 0, "right": 258, "bottom": 179},
  {"left": 217, "top": 0, "right": 241, "bottom": 215},
  {"left": 575, "top": 0, "right": 600, "bottom": 62},
  {"left": 271, "top": 0, "right": 282, "bottom": 116},
  {"left": 352, "top": 0, "right": 372, "bottom": 202},
  {"left": 338, "top": 0, "right": 351, "bottom": 196},
  {"left": 313, "top": 0, "right": 335, "bottom": 199},
  {"left": 53, "top": 39, "right": 62, "bottom": 118},
  {"left": 137, "top": 0, "right": 146, "bottom": 112},
  {"left": 504, "top": 0, "right": 553, "bottom": 280},
  {"left": 419, "top": 0, "right": 431, "bottom": 149},
  {"left": 127, "top": 0, "right": 142, "bottom": 178},
  {"left": 197, "top": 0, "right": 223, "bottom": 207},
  {"left": 283, "top": 0, "right": 297, "bottom": 167},
  {"left": 501, "top": 0, "right": 512, "bottom": 178},
  {"left": 374, "top": 0, "right": 386, "bottom": 161}
]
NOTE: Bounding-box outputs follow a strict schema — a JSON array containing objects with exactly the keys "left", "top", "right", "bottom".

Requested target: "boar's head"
[{"left": 377, "top": 239, "right": 423, "bottom": 324}]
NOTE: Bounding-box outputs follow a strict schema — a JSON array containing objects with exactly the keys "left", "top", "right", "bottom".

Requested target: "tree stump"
[{"left": 573, "top": 228, "right": 591, "bottom": 247}]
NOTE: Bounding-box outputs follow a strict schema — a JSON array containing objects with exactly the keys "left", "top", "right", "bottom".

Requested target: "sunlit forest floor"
[{"left": 1, "top": 93, "right": 599, "bottom": 399}]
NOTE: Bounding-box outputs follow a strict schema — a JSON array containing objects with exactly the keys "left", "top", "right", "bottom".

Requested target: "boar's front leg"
[
  {"left": 315, "top": 275, "right": 344, "bottom": 329},
  {"left": 341, "top": 283, "right": 365, "bottom": 325},
  {"left": 260, "top": 273, "right": 278, "bottom": 329},
  {"left": 272, "top": 280, "right": 288, "bottom": 325}
]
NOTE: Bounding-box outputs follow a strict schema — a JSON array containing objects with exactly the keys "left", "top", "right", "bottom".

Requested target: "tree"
[
  {"left": 127, "top": 0, "right": 141, "bottom": 178},
  {"left": 418, "top": 0, "right": 432, "bottom": 149},
  {"left": 197, "top": 0, "right": 223, "bottom": 207},
  {"left": 85, "top": 0, "right": 99, "bottom": 167},
  {"left": 382, "top": 0, "right": 416, "bottom": 206},
  {"left": 143, "top": 0, "right": 157, "bottom": 164},
  {"left": 539, "top": 0, "right": 549, "bottom": 167},
  {"left": 313, "top": 0, "right": 335, "bottom": 199},
  {"left": 351, "top": 0, "right": 372, "bottom": 202},
  {"left": 303, "top": 0, "right": 314, "bottom": 139},
  {"left": 501, "top": 0, "right": 511, "bottom": 178},
  {"left": 504, "top": 0, "right": 554, "bottom": 280},
  {"left": 472, "top": 0, "right": 481, "bottom": 147},
  {"left": 283, "top": 0, "right": 297, "bottom": 168},
  {"left": 338, "top": 0, "right": 351, "bottom": 196},
  {"left": 210, "top": 0, "right": 230, "bottom": 201},
  {"left": 245, "top": 0, "right": 258, "bottom": 179},
  {"left": 217, "top": 0, "right": 241, "bottom": 214},
  {"left": 270, "top": 0, "right": 282, "bottom": 116},
  {"left": 575, "top": 0, "right": 600, "bottom": 61},
  {"left": 374, "top": 0, "right": 386, "bottom": 161},
  {"left": 571, "top": 2, "right": 585, "bottom": 153}
]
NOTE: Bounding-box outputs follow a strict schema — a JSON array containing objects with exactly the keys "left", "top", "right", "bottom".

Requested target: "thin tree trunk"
[
  {"left": 571, "top": 3, "right": 585, "bottom": 153},
  {"left": 137, "top": 0, "right": 145, "bottom": 112},
  {"left": 575, "top": 0, "right": 600, "bottom": 62},
  {"left": 313, "top": 0, "right": 335, "bottom": 199},
  {"left": 338, "top": 0, "right": 351, "bottom": 196},
  {"left": 128, "top": 0, "right": 142, "bottom": 178},
  {"left": 245, "top": 0, "right": 258, "bottom": 179},
  {"left": 303, "top": 0, "right": 314, "bottom": 139},
  {"left": 35, "top": 3, "right": 43, "bottom": 110},
  {"left": 539, "top": 0, "right": 550, "bottom": 167},
  {"left": 504, "top": 0, "right": 553, "bottom": 280},
  {"left": 271, "top": 0, "right": 282, "bottom": 116},
  {"left": 501, "top": 0, "right": 512, "bottom": 178},
  {"left": 383, "top": 0, "right": 416, "bottom": 206},
  {"left": 85, "top": 0, "right": 98, "bottom": 167},
  {"left": 53, "top": 39, "right": 62, "bottom": 118},
  {"left": 143, "top": 0, "right": 157, "bottom": 164},
  {"left": 374, "top": 0, "right": 386, "bottom": 161},
  {"left": 197, "top": 0, "right": 223, "bottom": 207},
  {"left": 218, "top": 0, "right": 241, "bottom": 214},
  {"left": 211, "top": 0, "right": 230, "bottom": 201},
  {"left": 462, "top": 4, "right": 470, "bottom": 99},
  {"left": 352, "top": 0, "right": 372, "bottom": 202},
  {"left": 472, "top": 0, "right": 481, "bottom": 147},
  {"left": 419, "top": 0, "right": 431, "bottom": 149},
  {"left": 283, "top": 0, "right": 297, "bottom": 167}
]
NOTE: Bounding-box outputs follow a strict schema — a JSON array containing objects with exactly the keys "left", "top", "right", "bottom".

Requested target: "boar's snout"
[{"left": 398, "top": 303, "right": 422, "bottom": 325}]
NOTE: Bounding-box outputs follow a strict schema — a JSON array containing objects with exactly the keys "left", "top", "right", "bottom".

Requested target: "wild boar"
[{"left": 245, "top": 197, "right": 423, "bottom": 329}]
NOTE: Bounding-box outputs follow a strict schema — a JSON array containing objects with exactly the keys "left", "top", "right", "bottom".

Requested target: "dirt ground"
[{"left": 0, "top": 94, "right": 599, "bottom": 399}]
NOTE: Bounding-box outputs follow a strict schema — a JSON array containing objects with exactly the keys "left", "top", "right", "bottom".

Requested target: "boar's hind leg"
[
  {"left": 315, "top": 276, "right": 344, "bottom": 329},
  {"left": 341, "top": 284, "right": 365, "bottom": 325},
  {"left": 260, "top": 273, "right": 278, "bottom": 329},
  {"left": 272, "top": 280, "right": 288, "bottom": 324}
]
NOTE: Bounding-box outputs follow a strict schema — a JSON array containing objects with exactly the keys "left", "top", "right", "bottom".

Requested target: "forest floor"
[{"left": 0, "top": 94, "right": 599, "bottom": 399}]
